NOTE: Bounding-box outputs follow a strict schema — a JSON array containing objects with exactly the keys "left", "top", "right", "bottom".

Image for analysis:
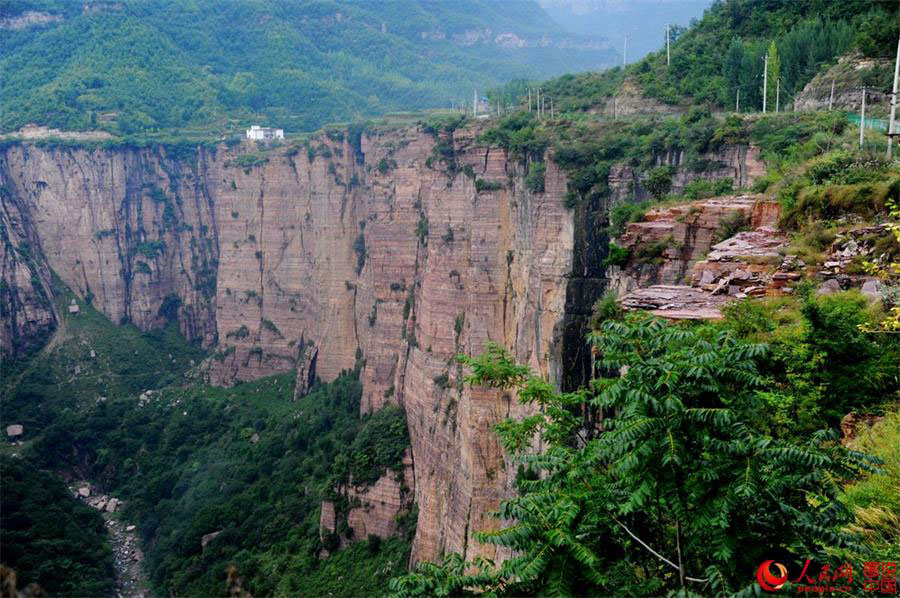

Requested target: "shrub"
[
  {"left": 353, "top": 233, "right": 366, "bottom": 274},
  {"left": 644, "top": 166, "right": 674, "bottom": 199},
  {"left": 524, "top": 162, "right": 546, "bottom": 193},
  {"left": 603, "top": 243, "right": 630, "bottom": 267},
  {"left": 713, "top": 210, "right": 749, "bottom": 243},
  {"left": 683, "top": 178, "right": 733, "bottom": 199},
  {"left": 608, "top": 202, "right": 649, "bottom": 237},
  {"left": 377, "top": 158, "right": 397, "bottom": 174},
  {"left": 589, "top": 291, "right": 622, "bottom": 329},
  {"left": 475, "top": 178, "right": 503, "bottom": 192}
]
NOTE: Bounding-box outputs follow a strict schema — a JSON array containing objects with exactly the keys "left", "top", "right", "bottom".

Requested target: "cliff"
[
  {"left": 0, "top": 123, "right": 770, "bottom": 564},
  {"left": 0, "top": 128, "right": 574, "bottom": 564}
]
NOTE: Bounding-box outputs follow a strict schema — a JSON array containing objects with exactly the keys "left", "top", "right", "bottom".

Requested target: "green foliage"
[
  {"left": 260, "top": 318, "right": 281, "bottom": 336},
  {"left": 479, "top": 111, "right": 549, "bottom": 163},
  {"left": 630, "top": 2, "right": 878, "bottom": 111},
  {"left": 232, "top": 153, "right": 268, "bottom": 170},
  {"left": 330, "top": 404, "right": 410, "bottom": 489},
  {"left": 682, "top": 178, "right": 733, "bottom": 200},
  {"left": 1, "top": 295, "right": 204, "bottom": 430},
  {"left": 227, "top": 324, "right": 250, "bottom": 340},
  {"left": 415, "top": 216, "right": 429, "bottom": 245},
  {"left": 644, "top": 165, "right": 674, "bottom": 199},
  {"left": 842, "top": 413, "right": 900, "bottom": 561},
  {"left": 602, "top": 243, "right": 630, "bottom": 268},
  {"left": 377, "top": 158, "right": 398, "bottom": 174},
  {"left": 475, "top": 178, "right": 503, "bottom": 193},
  {"left": 22, "top": 367, "right": 410, "bottom": 596},
  {"left": 393, "top": 317, "right": 884, "bottom": 596},
  {"left": 354, "top": 233, "right": 366, "bottom": 274},
  {"left": 134, "top": 240, "right": 165, "bottom": 259},
  {"left": 608, "top": 201, "right": 649, "bottom": 237},
  {"left": 0, "top": 1, "right": 616, "bottom": 135},
  {"left": 524, "top": 162, "right": 546, "bottom": 193},
  {"left": 720, "top": 292, "right": 900, "bottom": 436},
  {"left": 4, "top": 297, "right": 413, "bottom": 596},
  {"left": 0, "top": 457, "right": 115, "bottom": 597},
  {"left": 713, "top": 209, "right": 750, "bottom": 244},
  {"left": 588, "top": 290, "right": 622, "bottom": 330}
]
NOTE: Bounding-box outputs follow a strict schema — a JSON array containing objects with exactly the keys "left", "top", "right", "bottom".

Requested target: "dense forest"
[
  {"left": 0, "top": 0, "right": 615, "bottom": 135},
  {"left": 1, "top": 295, "right": 413, "bottom": 596},
  {"left": 1, "top": 457, "right": 115, "bottom": 596}
]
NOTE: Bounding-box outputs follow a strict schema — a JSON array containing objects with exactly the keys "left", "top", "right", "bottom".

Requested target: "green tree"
[
  {"left": 645, "top": 166, "right": 674, "bottom": 199},
  {"left": 390, "top": 316, "right": 879, "bottom": 597}
]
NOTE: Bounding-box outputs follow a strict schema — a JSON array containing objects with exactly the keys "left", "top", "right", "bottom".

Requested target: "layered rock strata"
[
  {"left": 611, "top": 195, "right": 788, "bottom": 319},
  {"left": 0, "top": 129, "right": 573, "bottom": 564}
]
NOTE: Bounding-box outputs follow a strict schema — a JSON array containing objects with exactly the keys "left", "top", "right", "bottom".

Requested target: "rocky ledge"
[{"left": 613, "top": 195, "right": 788, "bottom": 319}]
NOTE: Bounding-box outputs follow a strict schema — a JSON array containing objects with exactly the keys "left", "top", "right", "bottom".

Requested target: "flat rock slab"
[
  {"left": 706, "top": 227, "right": 787, "bottom": 262},
  {"left": 621, "top": 285, "right": 730, "bottom": 320}
]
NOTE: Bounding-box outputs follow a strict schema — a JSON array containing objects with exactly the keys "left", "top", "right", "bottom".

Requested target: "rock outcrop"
[
  {"left": 607, "top": 145, "right": 766, "bottom": 204},
  {"left": 320, "top": 450, "right": 416, "bottom": 546},
  {"left": 610, "top": 195, "right": 788, "bottom": 319},
  {"left": 795, "top": 54, "right": 892, "bottom": 114}
]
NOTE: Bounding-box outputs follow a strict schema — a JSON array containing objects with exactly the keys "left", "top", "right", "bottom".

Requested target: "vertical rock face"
[
  {"left": 0, "top": 180, "right": 56, "bottom": 358},
  {"left": 0, "top": 128, "right": 574, "bottom": 564},
  {"left": 1, "top": 145, "right": 219, "bottom": 347}
]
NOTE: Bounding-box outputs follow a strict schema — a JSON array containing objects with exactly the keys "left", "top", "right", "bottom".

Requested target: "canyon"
[{"left": 0, "top": 123, "right": 762, "bottom": 564}]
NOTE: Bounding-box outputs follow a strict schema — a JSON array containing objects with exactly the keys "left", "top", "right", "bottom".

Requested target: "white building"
[{"left": 246, "top": 125, "right": 284, "bottom": 140}]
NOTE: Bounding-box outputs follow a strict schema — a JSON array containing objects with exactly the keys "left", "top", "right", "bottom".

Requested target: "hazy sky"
[{"left": 539, "top": 0, "right": 713, "bottom": 62}]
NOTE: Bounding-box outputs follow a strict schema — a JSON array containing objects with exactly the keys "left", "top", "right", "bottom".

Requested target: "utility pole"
[
  {"left": 736, "top": 88, "right": 740, "bottom": 113},
  {"left": 860, "top": 85, "right": 866, "bottom": 149},
  {"left": 762, "top": 53, "right": 768, "bottom": 114},
  {"left": 666, "top": 24, "right": 670, "bottom": 67},
  {"left": 473, "top": 89, "right": 478, "bottom": 117},
  {"left": 888, "top": 36, "right": 899, "bottom": 159},
  {"left": 776, "top": 78, "right": 780, "bottom": 113},
  {"left": 528, "top": 88, "right": 532, "bottom": 112},
  {"left": 613, "top": 96, "right": 617, "bottom": 120},
  {"left": 828, "top": 79, "right": 835, "bottom": 111},
  {"left": 550, "top": 97, "right": 554, "bottom": 119},
  {"left": 623, "top": 34, "right": 628, "bottom": 66},
  {"left": 537, "top": 88, "right": 542, "bottom": 118}
]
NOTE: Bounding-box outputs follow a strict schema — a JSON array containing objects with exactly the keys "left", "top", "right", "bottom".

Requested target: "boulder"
[
  {"left": 201, "top": 530, "right": 223, "bottom": 550},
  {"left": 106, "top": 498, "right": 119, "bottom": 512},
  {"left": 816, "top": 279, "right": 841, "bottom": 295},
  {"left": 5, "top": 424, "right": 23, "bottom": 437},
  {"left": 861, "top": 279, "right": 881, "bottom": 301},
  {"left": 78, "top": 485, "right": 91, "bottom": 498}
]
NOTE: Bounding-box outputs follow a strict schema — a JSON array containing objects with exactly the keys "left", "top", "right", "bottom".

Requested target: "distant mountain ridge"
[{"left": 0, "top": 0, "right": 615, "bottom": 135}]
